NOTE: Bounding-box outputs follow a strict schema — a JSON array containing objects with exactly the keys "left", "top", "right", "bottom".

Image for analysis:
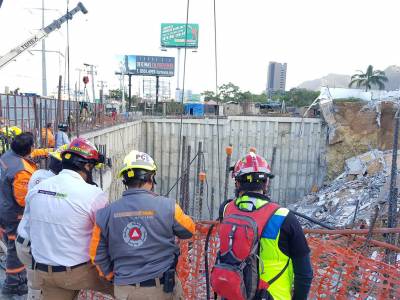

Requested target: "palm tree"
[{"left": 348, "top": 65, "right": 388, "bottom": 91}]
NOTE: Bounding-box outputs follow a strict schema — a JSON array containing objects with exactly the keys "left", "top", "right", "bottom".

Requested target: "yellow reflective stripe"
[
  {"left": 236, "top": 195, "right": 268, "bottom": 210},
  {"left": 260, "top": 231, "right": 293, "bottom": 299},
  {"left": 274, "top": 207, "right": 289, "bottom": 217}
]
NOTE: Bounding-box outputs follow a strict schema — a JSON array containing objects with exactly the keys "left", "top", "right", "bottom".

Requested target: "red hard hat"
[
  {"left": 62, "top": 138, "right": 100, "bottom": 162},
  {"left": 232, "top": 152, "right": 274, "bottom": 179}
]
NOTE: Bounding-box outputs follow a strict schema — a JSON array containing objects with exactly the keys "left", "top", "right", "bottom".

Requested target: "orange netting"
[
  {"left": 177, "top": 222, "right": 400, "bottom": 300},
  {"left": 77, "top": 222, "right": 400, "bottom": 299}
]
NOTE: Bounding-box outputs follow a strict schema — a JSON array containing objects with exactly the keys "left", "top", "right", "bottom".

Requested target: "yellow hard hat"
[
  {"left": 1, "top": 126, "right": 22, "bottom": 137},
  {"left": 118, "top": 150, "right": 157, "bottom": 178},
  {"left": 49, "top": 144, "right": 69, "bottom": 161}
]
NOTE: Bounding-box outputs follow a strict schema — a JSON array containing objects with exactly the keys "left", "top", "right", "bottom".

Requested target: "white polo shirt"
[
  {"left": 25, "top": 169, "right": 108, "bottom": 266},
  {"left": 17, "top": 169, "right": 55, "bottom": 240}
]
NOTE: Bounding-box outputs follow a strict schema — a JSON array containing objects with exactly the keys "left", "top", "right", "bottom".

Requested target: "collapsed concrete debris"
[{"left": 290, "top": 149, "right": 399, "bottom": 228}]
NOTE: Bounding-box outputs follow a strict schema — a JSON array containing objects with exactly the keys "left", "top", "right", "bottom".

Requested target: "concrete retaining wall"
[
  {"left": 81, "top": 120, "right": 144, "bottom": 201},
  {"left": 82, "top": 116, "right": 327, "bottom": 219}
]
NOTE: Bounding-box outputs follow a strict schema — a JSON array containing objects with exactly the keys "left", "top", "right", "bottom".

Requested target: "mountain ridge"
[{"left": 297, "top": 66, "right": 400, "bottom": 91}]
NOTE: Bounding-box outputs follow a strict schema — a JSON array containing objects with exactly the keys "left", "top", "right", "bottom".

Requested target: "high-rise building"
[{"left": 266, "top": 62, "right": 287, "bottom": 96}]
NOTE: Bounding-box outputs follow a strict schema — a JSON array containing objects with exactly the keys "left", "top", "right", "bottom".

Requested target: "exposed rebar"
[{"left": 387, "top": 107, "right": 399, "bottom": 264}]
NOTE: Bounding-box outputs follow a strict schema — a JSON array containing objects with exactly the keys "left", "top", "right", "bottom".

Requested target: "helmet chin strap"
[
  {"left": 84, "top": 166, "right": 97, "bottom": 186},
  {"left": 262, "top": 179, "right": 269, "bottom": 195},
  {"left": 151, "top": 174, "right": 157, "bottom": 192}
]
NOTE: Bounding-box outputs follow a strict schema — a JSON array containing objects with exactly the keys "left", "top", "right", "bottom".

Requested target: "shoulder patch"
[
  {"left": 38, "top": 190, "right": 56, "bottom": 196},
  {"left": 275, "top": 207, "right": 289, "bottom": 217},
  {"left": 38, "top": 190, "right": 67, "bottom": 199},
  {"left": 261, "top": 210, "right": 288, "bottom": 240}
]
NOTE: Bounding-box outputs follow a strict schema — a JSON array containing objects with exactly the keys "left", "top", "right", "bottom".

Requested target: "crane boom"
[{"left": 0, "top": 2, "right": 88, "bottom": 69}]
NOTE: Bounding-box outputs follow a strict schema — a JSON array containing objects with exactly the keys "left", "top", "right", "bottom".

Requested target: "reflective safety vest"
[
  {"left": 0, "top": 150, "right": 37, "bottom": 222},
  {"left": 233, "top": 195, "right": 294, "bottom": 300}
]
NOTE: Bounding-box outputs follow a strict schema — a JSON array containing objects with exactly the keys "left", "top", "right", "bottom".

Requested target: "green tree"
[
  {"left": 253, "top": 92, "right": 268, "bottom": 103},
  {"left": 237, "top": 91, "right": 253, "bottom": 102},
  {"left": 201, "top": 90, "right": 217, "bottom": 101},
  {"left": 200, "top": 85, "right": 265, "bottom": 104},
  {"left": 270, "top": 89, "right": 319, "bottom": 107},
  {"left": 218, "top": 82, "right": 241, "bottom": 102},
  {"left": 349, "top": 65, "right": 388, "bottom": 91}
]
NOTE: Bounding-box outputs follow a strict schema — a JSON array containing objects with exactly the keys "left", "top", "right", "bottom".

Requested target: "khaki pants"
[
  {"left": 114, "top": 277, "right": 183, "bottom": 300},
  {"left": 34, "top": 263, "right": 113, "bottom": 300},
  {"left": 16, "top": 239, "right": 41, "bottom": 299}
]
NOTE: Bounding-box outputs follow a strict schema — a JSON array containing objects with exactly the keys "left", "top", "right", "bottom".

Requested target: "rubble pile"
[
  {"left": 320, "top": 98, "right": 398, "bottom": 179},
  {"left": 290, "top": 149, "right": 398, "bottom": 228}
]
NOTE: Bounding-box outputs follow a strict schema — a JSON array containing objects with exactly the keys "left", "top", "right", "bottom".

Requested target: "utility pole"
[
  {"left": 128, "top": 74, "right": 133, "bottom": 111},
  {"left": 29, "top": 49, "right": 64, "bottom": 78},
  {"left": 115, "top": 71, "right": 133, "bottom": 111},
  {"left": 97, "top": 80, "right": 107, "bottom": 105},
  {"left": 156, "top": 76, "right": 160, "bottom": 106},
  {"left": 115, "top": 72, "right": 128, "bottom": 113},
  {"left": 84, "top": 63, "right": 97, "bottom": 127},
  {"left": 176, "top": 48, "right": 181, "bottom": 102},
  {"left": 84, "top": 63, "right": 97, "bottom": 103},
  {"left": 98, "top": 80, "right": 107, "bottom": 126},
  {"left": 120, "top": 62, "right": 126, "bottom": 112}
]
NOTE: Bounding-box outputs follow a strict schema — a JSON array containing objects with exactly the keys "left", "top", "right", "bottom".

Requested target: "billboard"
[
  {"left": 161, "top": 23, "right": 199, "bottom": 48},
  {"left": 124, "top": 55, "right": 175, "bottom": 77}
]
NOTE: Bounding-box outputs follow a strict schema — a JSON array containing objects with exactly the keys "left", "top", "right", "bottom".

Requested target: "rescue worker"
[
  {"left": 0, "top": 126, "right": 22, "bottom": 137},
  {"left": 0, "top": 132, "right": 51, "bottom": 296},
  {"left": 90, "top": 150, "right": 195, "bottom": 300},
  {"left": 55, "top": 123, "right": 70, "bottom": 148},
  {"left": 24, "top": 138, "right": 112, "bottom": 299},
  {"left": 41, "top": 123, "right": 55, "bottom": 148},
  {"left": 0, "top": 126, "right": 23, "bottom": 154},
  {"left": 218, "top": 151, "right": 313, "bottom": 300},
  {"left": 16, "top": 144, "right": 68, "bottom": 300}
]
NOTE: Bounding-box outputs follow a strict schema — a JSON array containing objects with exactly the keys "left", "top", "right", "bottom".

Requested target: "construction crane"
[{"left": 0, "top": 2, "right": 88, "bottom": 69}]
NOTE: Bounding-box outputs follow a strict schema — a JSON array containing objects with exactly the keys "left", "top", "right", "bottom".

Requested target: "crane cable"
[
  {"left": 213, "top": 0, "right": 222, "bottom": 203},
  {"left": 205, "top": 1, "right": 220, "bottom": 298},
  {"left": 66, "top": 0, "right": 71, "bottom": 136},
  {"left": 175, "top": 0, "right": 191, "bottom": 201}
]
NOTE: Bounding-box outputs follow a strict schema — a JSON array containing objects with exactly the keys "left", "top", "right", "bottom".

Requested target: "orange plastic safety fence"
[
  {"left": 176, "top": 222, "right": 400, "bottom": 300},
  {"left": 177, "top": 222, "right": 219, "bottom": 299}
]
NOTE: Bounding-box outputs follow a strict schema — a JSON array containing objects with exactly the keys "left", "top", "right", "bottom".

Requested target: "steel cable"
[{"left": 175, "top": 0, "right": 191, "bottom": 201}]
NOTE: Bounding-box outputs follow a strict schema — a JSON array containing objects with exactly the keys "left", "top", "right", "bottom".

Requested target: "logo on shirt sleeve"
[{"left": 123, "top": 222, "right": 147, "bottom": 247}]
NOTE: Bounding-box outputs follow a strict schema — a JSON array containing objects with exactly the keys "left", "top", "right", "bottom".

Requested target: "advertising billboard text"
[
  {"left": 161, "top": 23, "right": 199, "bottom": 48},
  {"left": 124, "top": 55, "right": 175, "bottom": 77}
]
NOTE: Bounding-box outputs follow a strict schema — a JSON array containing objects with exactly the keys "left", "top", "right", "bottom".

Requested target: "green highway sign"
[{"left": 161, "top": 23, "right": 199, "bottom": 48}]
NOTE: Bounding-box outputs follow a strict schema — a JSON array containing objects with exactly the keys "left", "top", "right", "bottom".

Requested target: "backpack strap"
[
  {"left": 258, "top": 258, "right": 290, "bottom": 290},
  {"left": 218, "top": 198, "right": 233, "bottom": 221},
  {"left": 253, "top": 202, "right": 280, "bottom": 237},
  {"left": 224, "top": 199, "right": 280, "bottom": 237},
  {"left": 267, "top": 258, "right": 290, "bottom": 285}
]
